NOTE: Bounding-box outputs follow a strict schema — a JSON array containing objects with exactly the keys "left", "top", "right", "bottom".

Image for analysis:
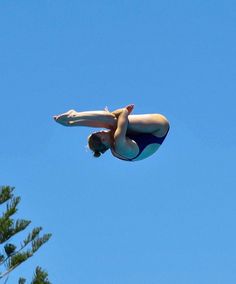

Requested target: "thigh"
[{"left": 127, "top": 114, "right": 169, "bottom": 136}]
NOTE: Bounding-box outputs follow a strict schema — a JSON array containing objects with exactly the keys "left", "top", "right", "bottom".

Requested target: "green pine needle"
[{"left": 0, "top": 186, "right": 14, "bottom": 205}]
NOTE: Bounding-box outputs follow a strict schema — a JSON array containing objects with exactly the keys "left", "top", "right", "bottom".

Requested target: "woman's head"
[{"left": 87, "top": 131, "right": 111, "bottom": 158}]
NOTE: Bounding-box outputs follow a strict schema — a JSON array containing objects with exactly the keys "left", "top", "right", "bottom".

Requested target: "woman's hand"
[
  {"left": 125, "top": 104, "right": 134, "bottom": 114},
  {"left": 111, "top": 104, "right": 134, "bottom": 118}
]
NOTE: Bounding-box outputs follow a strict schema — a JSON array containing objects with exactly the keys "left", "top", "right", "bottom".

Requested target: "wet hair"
[{"left": 87, "top": 132, "right": 109, "bottom": 158}]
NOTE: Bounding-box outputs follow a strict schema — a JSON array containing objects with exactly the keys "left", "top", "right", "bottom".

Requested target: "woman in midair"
[{"left": 54, "top": 104, "right": 170, "bottom": 161}]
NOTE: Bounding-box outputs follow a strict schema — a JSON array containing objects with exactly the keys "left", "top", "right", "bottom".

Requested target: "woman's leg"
[
  {"left": 54, "top": 109, "right": 117, "bottom": 129},
  {"left": 127, "top": 114, "right": 170, "bottom": 137},
  {"left": 54, "top": 110, "right": 169, "bottom": 136}
]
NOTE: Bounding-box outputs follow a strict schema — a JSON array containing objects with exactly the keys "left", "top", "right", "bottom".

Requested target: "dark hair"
[{"left": 87, "top": 133, "right": 109, "bottom": 158}]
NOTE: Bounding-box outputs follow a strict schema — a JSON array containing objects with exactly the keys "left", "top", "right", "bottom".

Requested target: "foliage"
[{"left": 0, "top": 186, "right": 52, "bottom": 283}]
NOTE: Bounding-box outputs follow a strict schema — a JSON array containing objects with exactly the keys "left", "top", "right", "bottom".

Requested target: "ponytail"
[{"left": 93, "top": 151, "right": 101, "bottom": 158}]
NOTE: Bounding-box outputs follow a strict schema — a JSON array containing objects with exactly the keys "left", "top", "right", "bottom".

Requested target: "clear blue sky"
[{"left": 1, "top": 0, "right": 236, "bottom": 283}]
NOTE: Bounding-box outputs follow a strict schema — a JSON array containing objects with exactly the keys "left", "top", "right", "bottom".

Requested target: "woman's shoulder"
[{"left": 112, "top": 136, "right": 139, "bottom": 160}]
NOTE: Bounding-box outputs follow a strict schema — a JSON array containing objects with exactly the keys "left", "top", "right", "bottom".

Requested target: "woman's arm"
[
  {"left": 113, "top": 105, "right": 138, "bottom": 157},
  {"left": 114, "top": 105, "right": 134, "bottom": 145},
  {"left": 114, "top": 109, "right": 129, "bottom": 141}
]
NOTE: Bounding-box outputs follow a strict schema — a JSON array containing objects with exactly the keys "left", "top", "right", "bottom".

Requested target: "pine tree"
[{"left": 0, "top": 186, "right": 52, "bottom": 283}]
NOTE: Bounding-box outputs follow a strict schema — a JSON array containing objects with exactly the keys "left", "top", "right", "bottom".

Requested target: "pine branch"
[
  {"left": 32, "top": 234, "right": 52, "bottom": 254},
  {"left": 0, "top": 218, "right": 31, "bottom": 244},
  {"left": 31, "top": 267, "right": 51, "bottom": 284},
  {"left": 0, "top": 229, "right": 51, "bottom": 266},
  {"left": 0, "top": 194, "right": 30, "bottom": 244},
  {"left": 0, "top": 217, "right": 14, "bottom": 244},
  {"left": 4, "top": 197, "right": 21, "bottom": 219},
  {"left": 4, "top": 243, "right": 16, "bottom": 257},
  {"left": 14, "top": 220, "right": 32, "bottom": 236},
  {"left": 0, "top": 232, "right": 52, "bottom": 278},
  {"left": 18, "top": 278, "right": 26, "bottom": 284},
  {"left": 0, "top": 251, "right": 33, "bottom": 279},
  {"left": 23, "top": 227, "right": 42, "bottom": 247},
  {"left": 0, "top": 186, "right": 52, "bottom": 282},
  {"left": 10, "top": 250, "right": 33, "bottom": 269},
  {"left": 18, "top": 267, "right": 51, "bottom": 284},
  {"left": 0, "top": 186, "right": 14, "bottom": 205},
  {"left": 3, "top": 274, "right": 9, "bottom": 284}
]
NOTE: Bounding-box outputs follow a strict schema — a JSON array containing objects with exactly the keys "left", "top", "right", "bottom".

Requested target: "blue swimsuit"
[{"left": 113, "top": 128, "right": 169, "bottom": 161}]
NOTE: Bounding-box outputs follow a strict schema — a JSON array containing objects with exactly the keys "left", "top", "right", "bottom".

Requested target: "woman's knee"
[
  {"left": 153, "top": 114, "right": 170, "bottom": 135},
  {"left": 155, "top": 114, "right": 170, "bottom": 128}
]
